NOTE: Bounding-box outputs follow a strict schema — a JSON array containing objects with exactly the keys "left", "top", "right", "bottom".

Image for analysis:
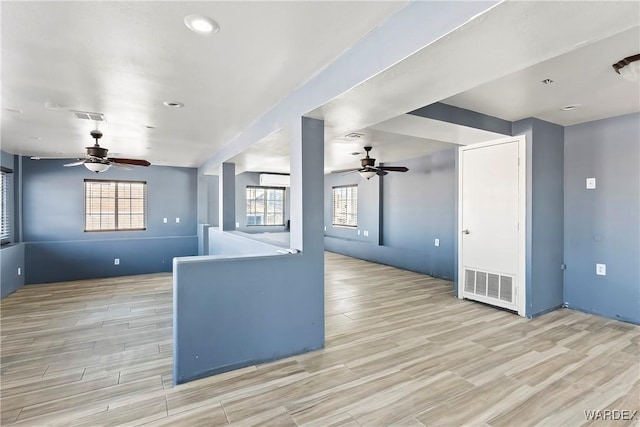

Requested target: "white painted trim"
[
  {"left": 457, "top": 135, "right": 527, "bottom": 317},
  {"left": 516, "top": 135, "right": 527, "bottom": 317}
]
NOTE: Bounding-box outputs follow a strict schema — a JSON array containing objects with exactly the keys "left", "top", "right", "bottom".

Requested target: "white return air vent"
[
  {"left": 464, "top": 268, "right": 516, "bottom": 311},
  {"left": 259, "top": 174, "right": 290, "bottom": 187}
]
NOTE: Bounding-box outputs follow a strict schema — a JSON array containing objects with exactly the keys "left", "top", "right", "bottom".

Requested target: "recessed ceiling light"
[
  {"left": 561, "top": 104, "right": 580, "bottom": 111},
  {"left": 5, "top": 108, "right": 22, "bottom": 114},
  {"left": 184, "top": 15, "right": 220, "bottom": 35},
  {"left": 27, "top": 136, "right": 41, "bottom": 140},
  {"left": 541, "top": 78, "right": 554, "bottom": 84},
  {"left": 345, "top": 132, "right": 364, "bottom": 139},
  {"left": 146, "top": 125, "right": 155, "bottom": 129},
  {"left": 163, "top": 101, "right": 184, "bottom": 108}
]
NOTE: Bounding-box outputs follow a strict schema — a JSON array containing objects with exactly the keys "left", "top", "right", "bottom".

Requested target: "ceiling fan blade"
[
  {"left": 331, "top": 167, "right": 361, "bottom": 174},
  {"left": 376, "top": 169, "right": 389, "bottom": 176},
  {"left": 377, "top": 166, "right": 409, "bottom": 172},
  {"left": 108, "top": 158, "right": 151, "bottom": 167},
  {"left": 63, "top": 160, "right": 86, "bottom": 167},
  {"left": 109, "top": 162, "right": 133, "bottom": 170}
]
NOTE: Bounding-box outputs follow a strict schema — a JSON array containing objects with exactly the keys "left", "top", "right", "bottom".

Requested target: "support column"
[
  {"left": 378, "top": 170, "right": 384, "bottom": 246},
  {"left": 219, "top": 162, "right": 236, "bottom": 231},
  {"left": 196, "top": 173, "right": 209, "bottom": 225},
  {"left": 289, "top": 117, "right": 324, "bottom": 255}
]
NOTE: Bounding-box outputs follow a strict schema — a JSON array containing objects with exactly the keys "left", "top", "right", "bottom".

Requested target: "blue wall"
[
  {"left": 324, "top": 148, "right": 457, "bottom": 279},
  {"left": 22, "top": 158, "right": 198, "bottom": 284},
  {"left": 1, "top": 243, "right": 25, "bottom": 298},
  {"left": 383, "top": 149, "right": 457, "bottom": 280},
  {"left": 564, "top": 113, "right": 640, "bottom": 324},
  {"left": 197, "top": 174, "right": 219, "bottom": 226},
  {"left": 1, "top": 150, "right": 25, "bottom": 298},
  {"left": 513, "top": 118, "right": 565, "bottom": 317}
]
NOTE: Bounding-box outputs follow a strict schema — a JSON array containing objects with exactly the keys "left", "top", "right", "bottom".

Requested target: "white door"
[{"left": 458, "top": 136, "right": 526, "bottom": 315}]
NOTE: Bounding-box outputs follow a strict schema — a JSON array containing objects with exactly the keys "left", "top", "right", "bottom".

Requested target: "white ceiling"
[
  {"left": 2, "top": 1, "right": 638, "bottom": 176},
  {"left": 443, "top": 26, "right": 640, "bottom": 126},
  {"left": 1, "top": 1, "right": 405, "bottom": 167}
]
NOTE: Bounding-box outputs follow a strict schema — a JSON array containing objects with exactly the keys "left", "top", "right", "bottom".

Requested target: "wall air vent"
[{"left": 72, "top": 111, "right": 106, "bottom": 122}]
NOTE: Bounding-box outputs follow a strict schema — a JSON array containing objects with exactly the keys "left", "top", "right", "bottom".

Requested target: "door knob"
[{"left": 462, "top": 229, "right": 470, "bottom": 235}]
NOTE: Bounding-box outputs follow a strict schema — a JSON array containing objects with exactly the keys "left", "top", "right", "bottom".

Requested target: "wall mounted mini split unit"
[{"left": 259, "top": 174, "right": 290, "bottom": 187}]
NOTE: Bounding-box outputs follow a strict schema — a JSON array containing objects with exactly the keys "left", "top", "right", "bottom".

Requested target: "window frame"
[
  {"left": 331, "top": 184, "right": 358, "bottom": 228},
  {"left": 84, "top": 179, "right": 147, "bottom": 232},
  {"left": 1, "top": 166, "right": 13, "bottom": 245},
  {"left": 245, "top": 185, "right": 286, "bottom": 227}
]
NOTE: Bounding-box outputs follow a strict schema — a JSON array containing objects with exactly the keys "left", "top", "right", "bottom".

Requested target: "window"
[
  {"left": 332, "top": 185, "right": 358, "bottom": 227},
  {"left": 85, "top": 180, "right": 146, "bottom": 231},
  {"left": 1, "top": 167, "right": 13, "bottom": 244},
  {"left": 246, "top": 186, "right": 285, "bottom": 226}
]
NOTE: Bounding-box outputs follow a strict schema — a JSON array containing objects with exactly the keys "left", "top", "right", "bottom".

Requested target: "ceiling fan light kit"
[
  {"left": 84, "top": 161, "right": 111, "bottom": 173},
  {"left": 331, "top": 146, "right": 409, "bottom": 180},
  {"left": 612, "top": 53, "right": 640, "bottom": 82},
  {"left": 359, "top": 170, "right": 377, "bottom": 180}
]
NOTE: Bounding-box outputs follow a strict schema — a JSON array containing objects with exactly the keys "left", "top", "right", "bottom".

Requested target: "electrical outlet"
[
  {"left": 175, "top": 217, "right": 180, "bottom": 223},
  {"left": 236, "top": 222, "right": 240, "bottom": 228},
  {"left": 114, "top": 258, "right": 120, "bottom": 266},
  {"left": 586, "top": 177, "right": 596, "bottom": 189},
  {"left": 17, "top": 267, "right": 21, "bottom": 276},
  {"left": 596, "top": 263, "right": 606, "bottom": 276},
  {"left": 163, "top": 218, "right": 168, "bottom": 223},
  {"left": 363, "top": 230, "right": 369, "bottom": 237},
  {"left": 434, "top": 238, "right": 440, "bottom": 247}
]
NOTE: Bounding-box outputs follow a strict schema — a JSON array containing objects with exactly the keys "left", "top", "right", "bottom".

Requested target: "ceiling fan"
[
  {"left": 31, "top": 130, "right": 151, "bottom": 173},
  {"left": 331, "top": 146, "right": 409, "bottom": 179}
]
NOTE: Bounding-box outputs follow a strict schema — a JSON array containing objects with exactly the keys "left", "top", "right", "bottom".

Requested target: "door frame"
[{"left": 457, "top": 135, "right": 527, "bottom": 317}]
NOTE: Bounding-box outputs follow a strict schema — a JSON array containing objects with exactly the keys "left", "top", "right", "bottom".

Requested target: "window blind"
[
  {"left": 85, "top": 179, "right": 147, "bottom": 231},
  {"left": 332, "top": 185, "right": 357, "bottom": 227},
  {"left": 0, "top": 168, "right": 13, "bottom": 244}
]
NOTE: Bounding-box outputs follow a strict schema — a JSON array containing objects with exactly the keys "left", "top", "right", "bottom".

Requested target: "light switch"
[
  {"left": 236, "top": 222, "right": 240, "bottom": 228},
  {"left": 357, "top": 230, "right": 361, "bottom": 235},
  {"left": 434, "top": 238, "right": 440, "bottom": 247},
  {"left": 596, "top": 263, "right": 606, "bottom": 276},
  {"left": 163, "top": 218, "right": 168, "bottom": 223},
  {"left": 586, "top": 178, "right": 596, "bottom": 189}
]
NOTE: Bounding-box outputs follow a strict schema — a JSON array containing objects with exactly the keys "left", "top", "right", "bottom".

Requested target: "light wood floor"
[{"left": 1, "top": 252, "right": 638, "bottom": 426}]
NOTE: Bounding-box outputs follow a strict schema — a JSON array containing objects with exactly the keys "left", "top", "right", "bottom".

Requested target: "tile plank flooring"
[{"left": 1, "top": 252, "right": 638, "bottom": 426}]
